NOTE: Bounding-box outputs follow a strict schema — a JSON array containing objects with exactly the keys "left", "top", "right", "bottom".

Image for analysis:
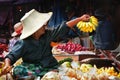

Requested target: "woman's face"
[
  {"left": 37, "top": 25, "right": 46, "bottom": 35},
  {"left": 32, "top": 24, "right": 47, "bottom": 40}
]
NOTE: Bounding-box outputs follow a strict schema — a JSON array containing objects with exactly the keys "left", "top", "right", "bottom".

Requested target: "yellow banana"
[
  {"left": 86, "top": 22, "right": 93, "bottom": 32},
  {"left": 77, "top": 21, "right": 84, "bottom": 29},
  {"left": 85, "top": 22, "right": 89, "bottom": 28},
  {"left": 89, "top": 26, "right": 93, "bottom": 32},
  {"left": 91, "top": 16, "right": 98, "bottom": 21},
  {"left": 78, "top": 22, "right": 84, "bottom": 30},
  {"left": 77, "top": 21, "right": 81, "bottom": 27},
  {"left": 82, "top": 22, "right": 86, "bottom": 27},
  {"left": 90, "top": 16, "right": 98, "bottom": 27},
  {"left": 92, "top": 25, "right": 96, "bottom": 31},
  {"left": 85, "top": 22, "right": 90, "bottom": 32},
  {"left": 92, "top": 20, "right": 98, "bottom": 26},
  {"left": 82, "top": 22, "right": 87, "bottom": 32},
  {"left": 87, "top": 22, "right": 93, "bottom": 27}
]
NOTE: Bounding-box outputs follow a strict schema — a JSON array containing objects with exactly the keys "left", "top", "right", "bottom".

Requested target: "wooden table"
[{"left": 53, "top": 54, "right": 99, "bottom": 61}]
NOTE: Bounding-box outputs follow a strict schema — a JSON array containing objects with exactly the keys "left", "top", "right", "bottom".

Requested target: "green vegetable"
[{"left": 58, "top": 57, "right": 73, "bottom": 65}]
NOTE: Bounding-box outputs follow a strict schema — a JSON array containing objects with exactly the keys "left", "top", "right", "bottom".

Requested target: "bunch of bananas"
[{"left": 77, "top": 16, "right": 98, "bottom": 33}]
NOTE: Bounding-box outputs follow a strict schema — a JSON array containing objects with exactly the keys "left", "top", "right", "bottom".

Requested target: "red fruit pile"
[{"left": 56, "top": 42, "right": 88, "bottom": 54}]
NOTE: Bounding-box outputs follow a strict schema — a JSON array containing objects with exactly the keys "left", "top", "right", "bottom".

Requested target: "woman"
[{"left": 1, "top": 9, "right": 90, "bottom": 78}]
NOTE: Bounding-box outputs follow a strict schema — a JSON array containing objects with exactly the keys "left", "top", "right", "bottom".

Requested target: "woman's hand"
[
  {"left": 0, "top": 58, "right": 12, "bottom": 75},
  {"left": 79, "top": 14, "right": 90, "bottom": 22},
  {"left": 66, "top": 14, "right": 90, "bottom": 28}
]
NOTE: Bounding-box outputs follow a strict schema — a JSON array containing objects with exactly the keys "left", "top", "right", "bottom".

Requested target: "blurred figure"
[
  {"left": 111, "top": 4, "right": 120, "bottom": 52},
  {"left": 65, "top": 6, "right": 81, "bottom": 44},
  {"left": 8, "top": 22, "right": 23, "bottom": 51},
  {"left": 91, "top": 0, "right": 117, "bottom": 50}
]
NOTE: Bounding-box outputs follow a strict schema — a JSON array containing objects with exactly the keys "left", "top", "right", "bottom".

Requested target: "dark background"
[{"left": 0, "top": 0, "right": 120, "bottom": 44}]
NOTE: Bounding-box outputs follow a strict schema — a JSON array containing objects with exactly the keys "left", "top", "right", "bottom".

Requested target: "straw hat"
[
  {"left": 11, "top": 22, "right": 23, "bottom": 37},
  {"left": 20, "top": 9, "right": 52, "bottom": 39}
]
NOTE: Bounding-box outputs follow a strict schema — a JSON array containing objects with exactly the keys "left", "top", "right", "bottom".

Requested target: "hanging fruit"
[{"left": 77, "top": 16, "right": 98, "bottom": 33}]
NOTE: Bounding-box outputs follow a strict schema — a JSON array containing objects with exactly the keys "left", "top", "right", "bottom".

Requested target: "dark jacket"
[{"left": 6, "top": 22, "right": 70, "bottom": 68}]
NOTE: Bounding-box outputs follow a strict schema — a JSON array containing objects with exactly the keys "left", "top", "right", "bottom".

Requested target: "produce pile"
[
  {"left": 77, "top": 16, "right": 98, "bottom": 33},
  {"left": 41, "top": 60, "right": 120, "bottom": 80},
  {"left": 52, "top": 42, "right": 89, "bottom": 54},
  {"left": 0, "top": 62, "right": 4, "bottom": 75}
]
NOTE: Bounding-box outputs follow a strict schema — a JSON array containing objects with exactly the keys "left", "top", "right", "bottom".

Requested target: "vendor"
[{"left": 1, "top": 9, "right": 90, "bottom": 78}]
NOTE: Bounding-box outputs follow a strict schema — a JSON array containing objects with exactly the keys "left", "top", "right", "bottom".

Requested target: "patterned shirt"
[{"left": 9, "top": 37, "right": 20, "bottom": 51}]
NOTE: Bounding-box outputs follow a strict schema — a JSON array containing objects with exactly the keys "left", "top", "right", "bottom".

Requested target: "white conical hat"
[{"left": 20, "top": 9, "right": 52, "bottom": 39}]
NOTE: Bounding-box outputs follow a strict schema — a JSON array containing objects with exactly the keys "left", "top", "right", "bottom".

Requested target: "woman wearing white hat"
[{"left": 1, "top": 9, "right": 90, "bottom": 78}]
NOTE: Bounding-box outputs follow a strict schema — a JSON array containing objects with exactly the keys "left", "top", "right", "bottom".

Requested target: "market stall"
[
  {"left": 41, "top": 42, "right": 120, "bottom": 80},
  {"left": 0, "top": 0, "right": 119, "bottom": 80}
]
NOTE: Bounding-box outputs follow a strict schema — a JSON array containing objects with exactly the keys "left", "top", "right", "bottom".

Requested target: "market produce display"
[
  {"left": 52, "top": 42, "right": 89, "bottom": 54},
  {"left": 41, "top": 71, "right": 60, "bottom": 80},
  {"left": 0, "top": 62, "right": 4, "bottom": 75},
  {"left": 41, "top": 60, "right": 120, "bottom": 80},
  {"left": 58, "top": 57, "right": 73, "bottom": 66},
  {"left": 77, "top": 16, "right": 98, "bottom": 33}
]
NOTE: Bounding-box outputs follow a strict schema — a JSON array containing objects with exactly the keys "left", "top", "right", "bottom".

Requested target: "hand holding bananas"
[
  {"left": 77, "top": 16, "right": 98, "bottom": 33},
  {"left": 66, "top": 14, "right": 90, "bottom": 28}
]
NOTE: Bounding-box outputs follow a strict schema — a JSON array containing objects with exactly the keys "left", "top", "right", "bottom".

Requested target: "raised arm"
[{"left": 66, "top": 14, "right": 90, "bottom": 28}]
